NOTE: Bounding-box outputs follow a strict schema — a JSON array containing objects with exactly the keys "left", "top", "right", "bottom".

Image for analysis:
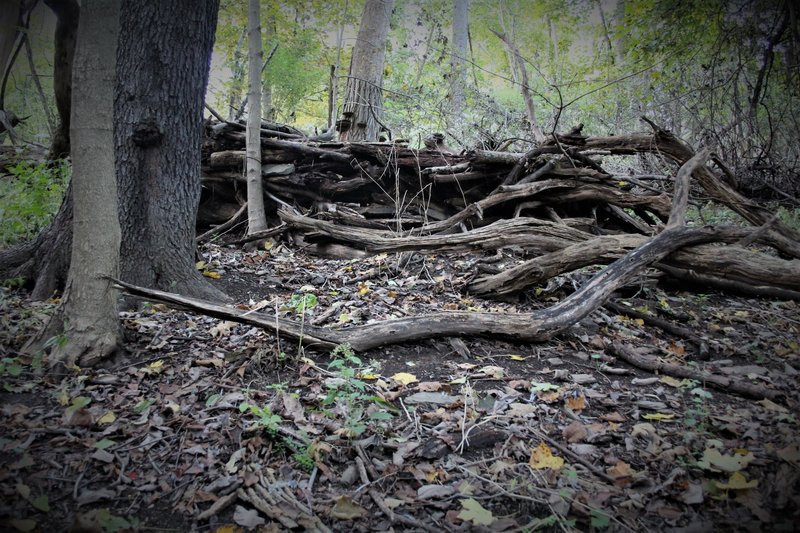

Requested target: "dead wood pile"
[{"left": 199, "top": 116, "right": 800, "bottom": 301}]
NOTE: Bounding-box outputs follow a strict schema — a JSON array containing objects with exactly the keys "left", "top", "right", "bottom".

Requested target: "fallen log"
[{"left": 607, "top": 341, "right": 782, "bottom": 402}]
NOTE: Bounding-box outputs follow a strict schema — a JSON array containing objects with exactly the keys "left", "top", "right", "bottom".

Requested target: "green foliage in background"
[{"left": 0, "top": 161, "right": 70, "bottom": 248}]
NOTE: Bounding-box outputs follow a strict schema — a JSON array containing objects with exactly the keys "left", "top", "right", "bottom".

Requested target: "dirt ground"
[{"left": 1, "top": 241, "right": 799, "bottom": 532}]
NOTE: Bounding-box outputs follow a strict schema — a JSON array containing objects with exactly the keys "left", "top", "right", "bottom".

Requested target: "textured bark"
[
  {"left": 339, "top": 0, "right": 394, "bottom": 141},
  {"left": 30, "top": 0, "right": 122, "bottom": 368},
  {"left": 115, "top": 0, "right": 225, "bottom": 300},
  {"left": 44, "top": 0, "right": 80, "bottom": 160},
  {"left": 246, "top": 0, "right": 267, "bottom": 235}
]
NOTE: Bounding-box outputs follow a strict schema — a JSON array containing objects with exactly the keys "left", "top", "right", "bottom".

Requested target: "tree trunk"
[
  {"left": 115, "top": 0, "right": 226, "bottom": 300},
  {"left": 43, "top": 0, "right": 80, "bottom": 160},
  {"left": 262, "top": 16, "right": 275, "bottom": 122},
  {"left": 0, "top": 1, "right": 21, "bottom": 103},
  {"left": 450, "top": 0, "right": 468, "bottom": 127},
  {"left": 492, "top": 30, "right": 547, "bottom": 144},
  {"left": 339, "top": 0, "right": 394, "bottom": 142},
  {"left": 29, "top": 0, "right": 122, "bottom": 369},
  {"left": 227, "top": 28, "right": 246, "bottom": 120},
  {"left": 246, "top": 0, "right": 268, "bottom": 235}
]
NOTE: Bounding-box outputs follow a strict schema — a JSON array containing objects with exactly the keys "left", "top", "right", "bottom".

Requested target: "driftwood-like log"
[{"left": 607, "top": 342, "right": 782, "bottom": 401}]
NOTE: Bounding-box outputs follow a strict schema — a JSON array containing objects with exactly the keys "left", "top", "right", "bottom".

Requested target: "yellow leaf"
[
  {"left": 716, "top": 471, "right": 758, "bottom": 490},
  {"left": 98, "top": 411, "right": 116, "bottom": 425},
  {"left": 642, "top": 412, "right": 675, "bottom": 421},
  {"left": 529, "top": 442, "right": 564, "bottom": 470},
  {"left": 510, "top": 355, "right": 527, "bottom": 361},
  {"left": 358, "top": 282, "right": 370, "bottom": 296},
  {"left": 633, "top": 318, "right": 645, "bottom": 326},
  {"left": 58, "top": 388, "right": 69, "bottom": 406},
  {"left": 358, "top": 372, "right": 379, "bottom": 380},
  {"left": 203, "top": 271, "right": 221, "bottom": 279},
  {"left": 143, "top": 360, "right": 164, "bottom": 375},
  {"left": 195, "top": 260, "right": 206, "bottom": 270},
  {"left": 391, "top": 372, "right": 418, "bottom": 386},
  {"left": 617, "top": 180, "right": 629, "bottom": 187}
]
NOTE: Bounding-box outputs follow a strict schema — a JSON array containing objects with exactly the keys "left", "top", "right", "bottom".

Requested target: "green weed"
[{"left": 0, "top": 160, "right": 69, "bottom": 247}]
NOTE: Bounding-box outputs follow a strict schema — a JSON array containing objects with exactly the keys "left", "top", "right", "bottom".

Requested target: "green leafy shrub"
[{"left": 0, "top": 160, "right": 70, "bottom": 247}]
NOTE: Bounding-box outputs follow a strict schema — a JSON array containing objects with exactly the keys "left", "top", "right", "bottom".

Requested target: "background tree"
[
  {"left": 339, "top": 0, "right": 394, "bottom": 141},
  {"left": 42, "top": 0, "right": 79, "bottom": 159},
  {"left": 245, "top": 0, "right": 268, "bottom": 235},
  {"left": 449, "top": 0, "right": 468, "bottom": 129},
  {"left": 30, "top": 0, "right": 121, "bottom": 368},
  {"left": 114, "top": 0, "right": 223, "bottom": 300}
]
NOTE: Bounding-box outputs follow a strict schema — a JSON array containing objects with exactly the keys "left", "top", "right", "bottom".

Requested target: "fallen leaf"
[
  {"left": 331, "top": 495, "right": 366, "bottom": 520},
  {"left": 391, "top": 372, "right": 418, "bottom": 386},
  {"left": 417, "top": 381, "right": 442, "bottom": 392},
  {"left": 97, "top": 411, "right": 116, "bottom": 425},
  {"left": 777, "top": 445, "right": 800, "bottom": 464},
  {"left": 607, "top": 460, "right": 634, "bottom": 479},
  {"left": 716, "top": 471, "right": 758, "bottom": 490},
  {"left": 565, "top": 395, "right": 586, "bottom": 411},
  {"left": 477, "top": 365, "right": 504, "bottom": 379},
  {"left": 696, "top": 447, "right": 754, "bottom": 473},
  {"left": 141, "top": 359, "right": 165, "bottom": 375},
  {"left": 642, "top": 412, "right": 675, "bottom": 421},
  {"left": 233, "top": 505, "right": 265, "bottom": 528},
  {"left": 562, "top": 421, "right": 588, "bottom": 443},
  {"left": 203, "top": 271, "right": 221, "bottom": 279},
  {"left": 758, "top": 398, "right": 789, "bottom": 413},
  {"left": 457, "top": 498, "right": 495, "bottom": 526},
  {"left": 529, "top": 443, "right": 564, "bottom": 470}
]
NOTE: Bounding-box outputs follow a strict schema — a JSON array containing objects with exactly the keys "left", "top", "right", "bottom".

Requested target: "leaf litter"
[{"left": 0, "top": 242, "right": 798, "bottom": 531}]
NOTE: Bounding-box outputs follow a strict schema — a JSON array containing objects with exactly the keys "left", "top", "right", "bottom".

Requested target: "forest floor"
[{"left": 1, "top": 240, "right": 799, "bottom": 532}]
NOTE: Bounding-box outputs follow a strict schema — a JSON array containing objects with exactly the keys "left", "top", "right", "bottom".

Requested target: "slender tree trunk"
[
  {"left": 115, "top": 0, "right": 225, "bottom": 300},
  {"left": 43, "top": 0, "right": 79, "bottom": 160},
  {"left": 227, "top": 28, "right": 246, "bottom": 120},
  {"left": 262, "top": 16, "right": 275, "bottom": 122},
  {"left": 0, "top": 1, "right": 21, "bottom": 102},
  {"left": 30, "top": 0, "right": 122, "bottom": 369},
  {"left": 246, "top": 0, "right": 267, "bottom": 234},
  {"left": 492, "top": 30, "right": 546, "bottom": 144},
  {"left": 24, "top": 36, "right": 56, "bottom": 136},
  {"left": 339, "top": 0, "right": 394, "bottom": 142},
  {"left": 329, "top": 0, "right": 348, "bottom": 129},
  {"left": 450, "top": 0, "right": 468, "bottom": 127}
]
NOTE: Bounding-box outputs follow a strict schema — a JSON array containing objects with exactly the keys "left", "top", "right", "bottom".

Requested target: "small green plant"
[
  {"left": 324, "top": 343, "right": 394, "bottom": 438},
  {"left": 239, "top": 402, "right": 282, "bottom": 434},
  {"left": 683, "top": 381, "right": 713, "bottom": 434},
  {"left": 0, "top": 160, "right": 70, "bottom": 247},
  {"left": 286, "top": 293, "right": 318, "bottom": 315}
]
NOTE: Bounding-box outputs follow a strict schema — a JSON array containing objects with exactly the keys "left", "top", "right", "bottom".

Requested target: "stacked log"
[{"left": 199, "top": 117, "right": 800, "bottom": 300}]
